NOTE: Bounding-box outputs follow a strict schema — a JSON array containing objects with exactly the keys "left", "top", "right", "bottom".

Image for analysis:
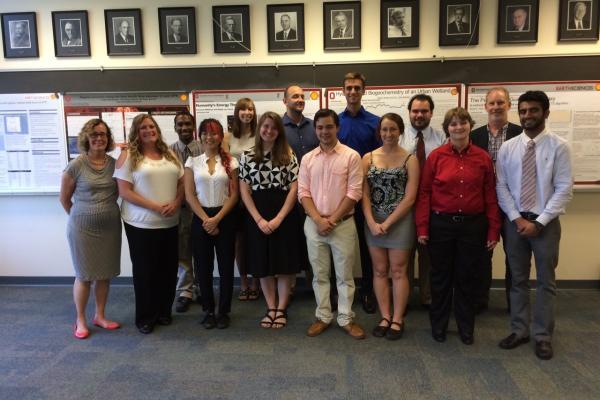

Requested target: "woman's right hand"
[
  {"left": 368, "top": 220, "right": 385, "bottom": 236},
  {"left": 257, "top": 218, "right": 273, "bottom": 235}
]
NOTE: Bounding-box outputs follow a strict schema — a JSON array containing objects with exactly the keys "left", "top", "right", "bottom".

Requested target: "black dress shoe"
[
  {"left": 372, "top": 318, "right": 390, "bottom": 338},
  {"left": 385, "top": 321, "right": 404, "bottom": 341},
  {"left": 361, "top": 293, "right": 377, "bottom": 314},
  {"left": 157, "top": 316, "right": 172, "bottom": 326},
  {"left": 535, "top": 341, "right": 553, "bottom": 360},
  {"left": 432, "top": 331, "right": 446, "bottom": 343},
  {"left": 175, "top": 296, "right": 192, "bottom": 313},
  {"left": 499, "top": 333, "right": 530, "bottom": 349},
  {"left": 138, "top": 324, "right": 154, "bottom": 334},
  {"left": 460, "top": 333, "right": 474, "bottom": 345},
  {"left": 201, "top": 313, "right": 217, "bottom": 329},
  {"left": 216, "top": 314, "right": 230, "bottom": 329}
]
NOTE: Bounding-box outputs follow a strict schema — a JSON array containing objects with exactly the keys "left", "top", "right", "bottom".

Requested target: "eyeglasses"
[{"left": 89, "top": 132, "right": 107, "bottom": 139}]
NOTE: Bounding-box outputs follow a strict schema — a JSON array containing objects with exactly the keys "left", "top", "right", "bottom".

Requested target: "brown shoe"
[
  {"left": 307, "top": 319, "right": 330, "bottom": 337},
  {"left": 341, "top": 322, "right": 366, "bottom": 340}
]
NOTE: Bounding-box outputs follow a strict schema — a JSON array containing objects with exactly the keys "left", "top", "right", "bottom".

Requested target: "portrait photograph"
[
  {"left": 1, "top": 12, "right": 38, "bottom": 58},
  {"left": 52, "top": 10, "right": 90, "bottom": 57},
  {"left": 439, "top": 0, "right": 479, "bottom": 46},
  {"left": 498, "top": 1, "right": 538, "bottom": 44},
  {"left": 267, "top": 4, "right": 305, "bottom": 52},
  {"left": 559, "top": 0, "right": 599, "bottom": 41},
  {"left": 158, "top": 7, "right": 196, "bottom": 54},
  {"left": 213, "top": 5, "right": 250, "bottom": 53},
  {"left": 380, "top": 0, "right": 419, "bottom": 48},
  {"left": 104, "top": 9, "right": 143, "bottom": 55},
  {"left": 323, "top": 1, "right": 361, "bottom": 50}
]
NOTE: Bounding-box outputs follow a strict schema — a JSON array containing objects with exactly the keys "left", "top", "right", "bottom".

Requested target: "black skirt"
[{"left": 245, "top": 188, "right": 300, "bottom": 278}]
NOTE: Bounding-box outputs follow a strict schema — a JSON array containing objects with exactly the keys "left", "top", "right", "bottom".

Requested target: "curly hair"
[
  {"left": 77, "top": 118, "right": 115, "bottom": 153},
  {"left": 252, "top": 111, "right": 292, "bottom": 167},
  {"left": 127, "top": 114, "right": 180, "bottom": 171},
  {"left": 199, "top": 118, "right": 233, "bottom": 178},
  {"left": 231, "top": 98, "right": 257, "bottom": 139}
]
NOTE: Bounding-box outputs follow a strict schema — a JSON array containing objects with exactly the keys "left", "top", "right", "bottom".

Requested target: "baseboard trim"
[{"left": 1, "top": 276, "right": 598, "bottom": 290}]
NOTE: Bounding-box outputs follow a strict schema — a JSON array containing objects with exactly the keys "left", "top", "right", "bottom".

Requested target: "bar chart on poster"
[
  {"left": 192, "top": 89, "right": 323, "bottom": 133},
  {"left": 466, "top": 82, "right": 600, "bottom": 184},
  {"left": 0, "top": 93, "right": 67, "bottom": 194},
  {"left": 325, "top": 84, "right": 464, "bottom": 131}
]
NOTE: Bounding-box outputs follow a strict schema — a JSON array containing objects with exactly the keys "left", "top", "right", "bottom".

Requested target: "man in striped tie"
[{"left": 495, "top": 91, "right": 573, "bottom": 360}]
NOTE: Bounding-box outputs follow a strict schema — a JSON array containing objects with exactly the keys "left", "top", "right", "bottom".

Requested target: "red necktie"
[{"left": 416, "top": 131, "right": 426, "bottom": 171}]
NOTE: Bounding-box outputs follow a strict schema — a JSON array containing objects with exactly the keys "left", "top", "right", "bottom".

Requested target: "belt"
[
  {"left": 520, "top": 212, "right": 539, "bottom": 221},
  {"left": 433, "top": 211, "right": 482, "bottom": 223},
  {"left": 323, "top": 214, "right": 353, "bottom": 224}
]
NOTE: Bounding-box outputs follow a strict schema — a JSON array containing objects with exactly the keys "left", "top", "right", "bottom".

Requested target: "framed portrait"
[
  {"left": 498, "top": 1, "right": 539, "bottom": 43},
  {"left": 51, "top": 10, "right": 90, "bottom": 57},
  {"left": 1, "top": 12, "right": 38, "bottom": 58},
  {"left": 323, "top": 1, "right": 361, "bottom": 50},
  {"left": 380, "top": 0, "right": 419, "bottom": 48},
  {"left": 158, "top": 7, "right": 196, "bottom": 54},
  {"left": 439, "top": 0, "right": 479, "bottom": 46},
  {"left": 104, "top": 9, "right": 143, "bottom": 56},
  {"left": 558, "top": 0, "right": 599, "bottom": 41},
  {"left": 267, "top": 4, "right": 305, "bottom": 52},
  {"left": 213, "top": 5, "right": 251, "bottom": 53}
]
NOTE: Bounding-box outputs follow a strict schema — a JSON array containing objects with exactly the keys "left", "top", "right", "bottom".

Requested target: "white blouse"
[
  {"left": 113, "top": 155, "right": 183, "bottom": 229},
  {"left": 227, "top": 132, "right": 255, "bottom": 160},
  {"left": 185, "top": 153, "right": 239, "bottom": 208}
]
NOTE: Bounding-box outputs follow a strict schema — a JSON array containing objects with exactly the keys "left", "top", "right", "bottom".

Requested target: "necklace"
[{"left": 87, "top": 154, "right": 107, "bottom": 169}]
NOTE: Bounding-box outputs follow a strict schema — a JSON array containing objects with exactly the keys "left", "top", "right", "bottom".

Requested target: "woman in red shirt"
[{"left": 416, "top": 107, "right": 500, "bottom": 345}]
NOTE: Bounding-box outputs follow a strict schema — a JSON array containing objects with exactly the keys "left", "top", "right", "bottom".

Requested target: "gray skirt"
[
  {"left": 365, "top": 208, "right": 415, "bottom": 250},
  {"left": 67, "top": 207, "right": 122, "bottom": 281}
]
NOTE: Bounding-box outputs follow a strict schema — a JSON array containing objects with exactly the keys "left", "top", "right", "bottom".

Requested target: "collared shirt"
[
  {"left": 487, "top": 124, "right": 508, "bottom": 162},
  {"left": 415, "top": 142, "right": 501, "bottom": 241},
  {"left": 298, "top": 141, "right": 363, "bottom": 216},
  {"left": 496, "top": 130, "right": 573, "bottom": 226},
  {"left": 283, "top": 113, "right": 319, "bottom": 164},
  {"left": 338, "top": 106, "right": 381, "bottom": 157},
  {"left": 400, "top": 125, "right": 447, "bottom": 159},
  {"left": 185, "top": 154, "right": 238, "bottom": 208},
  {"left": 169, "top": 140, "right": 202, "bottom": 165}
]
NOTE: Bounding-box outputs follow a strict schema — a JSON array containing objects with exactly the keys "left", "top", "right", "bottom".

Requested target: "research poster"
[
  {"left": 0, "top": 93, "right": 66, "bottom": 194},
  {"left": 325, "top": 84, "right": 464, "bottom": 131},
  {"left": 467, "top": 82, "right": 600, "bottom": 183},
  {"left": 63, "top": 92, "right": 191, "bottom": 160},
  {"left": 192, "top": 89, "right": 323, "bottom": 134}
]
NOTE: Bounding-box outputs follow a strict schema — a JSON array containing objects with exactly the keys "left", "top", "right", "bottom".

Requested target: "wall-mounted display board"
[
  {"left": 63, "top": 91, "right": 190, "bottom": 160},
  {"left": 0, "top": 93, "right": 66, "bottom": 195},
  {"left": 466, "top": 82, "right": 600, "bottom": 184},
  {"left": 192, "top": 88, "right": 323, "bottom": 133},
  {"left": 325, "top": 84, "right": 464, "bottom": 131}
]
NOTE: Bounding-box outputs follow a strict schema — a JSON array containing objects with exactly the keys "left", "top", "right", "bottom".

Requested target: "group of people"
[{"left": 60, "top": 72, "right": 572, "bottom": 361}]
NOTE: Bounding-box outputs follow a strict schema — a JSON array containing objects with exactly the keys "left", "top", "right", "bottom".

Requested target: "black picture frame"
[
  {"left": 104, "top": 8, "right": 143, "bottom": 56},
  {"left": 158, "top": 7, "right": 196, "bottom": 54},
  {"left": 439, "top": 0, "right": 479, "bottom": 46},
  {"left": 1, "top": 12, "right": 38, "bottom": 58},
  {"left": 51, "top": 10, "right": 90, "bottom": 57},
  {"left": 497, "top": 1, "right": 539, "bottom": 43},
  {"left": 380, "top": 0, "right": 419, "bottom": 48},
  {"left": 558, "top": 0, "right": 599, "bottom": 41},
  {"left": 323, "top": 1, "right": 361, "bottom": 50},
  {"left": 267, "top": 4, "right": 305, "bottom": 52},
  {"left": 212, "top": 5, "right": 251, "bottom": 53}
]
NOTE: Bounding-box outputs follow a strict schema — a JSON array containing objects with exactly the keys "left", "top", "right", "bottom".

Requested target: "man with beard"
[
  {"left": 496, "top": 91, "right": 573, "bottom": 360},
  {"left": 470, "top": 87, "right": 522, "bottom": 314},
  {"left": 399, "top": 94, "right": 446, "bottom": 309},
  {"left": 170, "top": 111, "right": 203, "bottom": 312}
]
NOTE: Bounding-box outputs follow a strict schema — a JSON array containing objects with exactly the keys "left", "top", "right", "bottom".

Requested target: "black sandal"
[
  {"left": 272, "top": 309, "right": 288, "bottom": 329},
  {"left": 248, "top": 288, "right": 260, "bottom": 301},
  {"left": 260, "top": 309, "right": 276, "bottom": 329},
  {"left": 238, "top": 288, "right": 250, "bottom": 301},
  {"left": 386, "top": 321, "right": 404, "bottom": 341},
  {"left": 372, "top": 318, "right": 391, "bottom": 337}
]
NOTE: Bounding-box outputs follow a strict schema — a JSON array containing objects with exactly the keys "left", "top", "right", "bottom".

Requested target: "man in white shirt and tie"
[
  {"left": 496, "top": 91, "right": 573, "bottom": 360},
  {"left": 569, "top": 1, "right": 590, "bottom": 30}
]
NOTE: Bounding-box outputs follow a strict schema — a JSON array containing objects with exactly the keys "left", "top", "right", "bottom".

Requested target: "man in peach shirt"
[{"left": 298, "top": 109, "right": 366, "bottom": 339}]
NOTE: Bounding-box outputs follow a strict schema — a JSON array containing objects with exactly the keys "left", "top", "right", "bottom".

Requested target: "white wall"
[
  {"left": 1, "top": 0, "right": 599, "bottom": 72},
  {"left": 1, "top": 0, "right": 599, "bottom": 280}
]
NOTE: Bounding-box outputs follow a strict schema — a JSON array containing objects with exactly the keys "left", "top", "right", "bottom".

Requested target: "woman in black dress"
[{"left": 239, "top": 111, "right": 300, "bottom": 329}]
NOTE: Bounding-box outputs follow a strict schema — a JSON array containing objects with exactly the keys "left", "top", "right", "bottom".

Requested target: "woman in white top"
[
  {"left": 114, "top": 114, "right": 184, "bottom": 335},
  {"left": 185, "top": 119, "right": 239, "bottom": 329},
  {"left": 224, "top": 97, "right": 260, "bottom": 301}
]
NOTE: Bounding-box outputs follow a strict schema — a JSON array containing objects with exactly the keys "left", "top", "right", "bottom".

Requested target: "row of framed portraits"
[{"left": 2, "top": 0, "right": 599, "bottom": 58}]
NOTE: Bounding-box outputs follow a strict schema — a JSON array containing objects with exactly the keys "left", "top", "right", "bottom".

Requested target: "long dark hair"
[{"left": 231, "top": 98, "right": 257, "bottom": 139}]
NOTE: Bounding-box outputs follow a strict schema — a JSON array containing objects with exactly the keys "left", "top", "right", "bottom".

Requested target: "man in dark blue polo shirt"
[{"left": 338, "top": 72, "right": 381, "bottom": 314}]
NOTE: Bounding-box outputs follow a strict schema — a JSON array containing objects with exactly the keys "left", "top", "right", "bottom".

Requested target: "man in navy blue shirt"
[{"left": 338, "top": 72, "right": 381, "bottom": 314}]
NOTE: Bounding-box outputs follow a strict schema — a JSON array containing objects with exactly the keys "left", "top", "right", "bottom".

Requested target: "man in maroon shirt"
[{"left": 416, "top": 107, "right": 500, "bottom": 345}]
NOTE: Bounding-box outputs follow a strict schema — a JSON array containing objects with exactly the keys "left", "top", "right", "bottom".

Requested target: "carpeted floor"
[{"left": 0, "top": 286, "right": 599, "bottom": 399}]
